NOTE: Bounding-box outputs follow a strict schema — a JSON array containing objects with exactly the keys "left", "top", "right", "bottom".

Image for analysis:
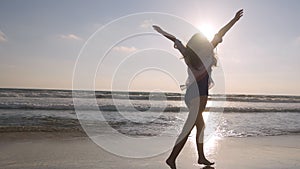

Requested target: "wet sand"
[{"left": 0, "top": 132, "right": 299, "bottom": 169}]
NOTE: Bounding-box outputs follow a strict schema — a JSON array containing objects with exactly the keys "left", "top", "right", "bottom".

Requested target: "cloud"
[
  {"left": 0, "top": 30, "right": 7, "bottom": 42},
  {"left": 112, "top": 46, "right": 137, "bottom": 53},
  {"left": 140, "top": 19, "right": 153, "bottom": 29},
  {"left": 59, "top": 34, "right": 82, "bottom": 41}
]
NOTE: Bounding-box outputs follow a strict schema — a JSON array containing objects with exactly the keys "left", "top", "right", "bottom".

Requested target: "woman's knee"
[
  {"left": 195, "top": 121, "right": 205, "bottom": 130},
  {"left": 195, "top": 113, "right": 205, "bottom": 127},
  {"left": 177, "top": 129, "right": 192, "bottom": 142}
]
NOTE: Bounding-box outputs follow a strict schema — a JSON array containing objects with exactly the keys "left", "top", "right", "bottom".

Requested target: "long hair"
[{"left": 184, "top": 33, "right": 217, "bottom": 69}]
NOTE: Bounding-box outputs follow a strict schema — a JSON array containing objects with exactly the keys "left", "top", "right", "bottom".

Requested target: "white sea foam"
[{"left": 0, "top": 88, "right": 299, "bottom": 137}]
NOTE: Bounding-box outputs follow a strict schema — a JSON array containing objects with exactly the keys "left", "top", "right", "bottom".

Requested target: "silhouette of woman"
[{"left": 153, "top": 9, "right": 243, "bottom": 169}]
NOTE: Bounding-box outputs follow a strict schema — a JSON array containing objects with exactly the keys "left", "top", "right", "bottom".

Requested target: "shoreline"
[{"left": 0, "top": 132, "right": 299, "bottom": 169}]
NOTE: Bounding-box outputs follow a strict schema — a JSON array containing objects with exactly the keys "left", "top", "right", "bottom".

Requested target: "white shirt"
[{"left": 175, "top": 33, "right": 222, "bottom": 89}]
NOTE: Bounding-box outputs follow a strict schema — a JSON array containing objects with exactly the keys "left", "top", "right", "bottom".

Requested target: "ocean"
[{"left": 0, "top": 88, "right": 299, "bottom": 138}]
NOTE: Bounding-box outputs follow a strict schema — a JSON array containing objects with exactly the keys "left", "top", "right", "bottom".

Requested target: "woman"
[{"left": 153, "top": 9, "right": 243, "bottom": 169}]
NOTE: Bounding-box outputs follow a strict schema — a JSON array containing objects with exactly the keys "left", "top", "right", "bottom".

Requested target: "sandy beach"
[
  {"left": 2, "top": 1, "right": 300, "bottom": 169},
  {"left": 0, "top": 132, "right": 299, "bottom": 169}
]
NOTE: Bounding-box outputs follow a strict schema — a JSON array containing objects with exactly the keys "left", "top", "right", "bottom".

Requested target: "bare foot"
[
  {"left": 198, "top": 158, "right": 215, "bottom": 166},
  {"left": 202, "top": 166, "right": 215, "bottom": 169},
  {"left": 166, "top": 158, "right": 176, "bottom": 169}
]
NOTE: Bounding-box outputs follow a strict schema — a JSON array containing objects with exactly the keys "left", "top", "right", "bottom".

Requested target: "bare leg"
[
  {"left": 166, "top": 97, "right": 200, "bottom": 169},
  {"left": 195, "top": 96, "right": 214, "bottom": 166},
  {"left": 166, "top": 133, "right": 190, "bottom": 169}
]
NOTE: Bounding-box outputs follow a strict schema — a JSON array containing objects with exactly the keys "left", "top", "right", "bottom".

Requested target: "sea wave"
[
  {"left": 1, "top": 113, "right": 299, "bottom": 138},
  {"left": 0, "top": 113, "right": 183, "bottom": 136},
  {"left": 1, "top": 89, "right": 300, "bottom": 103},
  {"left": 216, "top": 129, "right": 300, "bottom": 138},
  {"left": 0, "top": 89, "right": 183, "bottom": 101},
  {"left": 0, "top": 102, "right": 300, "bottom": 113}
]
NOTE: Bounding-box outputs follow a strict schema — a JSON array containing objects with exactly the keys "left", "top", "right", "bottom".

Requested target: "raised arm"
[
  {"left": 153, "top": 25, "right": 176, "bottom": 42},
  {"left": 211, "top": 9, "right": 243, "bottom": 48},
  {"left": 153, "top": 25, "right": 187, "bottom": 55}
]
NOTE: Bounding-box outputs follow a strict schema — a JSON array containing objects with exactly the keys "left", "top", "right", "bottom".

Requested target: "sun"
[{"left": 198, "top": 24, "right": 216, "bottom": 41}]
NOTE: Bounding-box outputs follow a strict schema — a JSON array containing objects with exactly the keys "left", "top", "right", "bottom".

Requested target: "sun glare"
[{"left": 198, "top": 24, "right": 216, "bottom": 41}]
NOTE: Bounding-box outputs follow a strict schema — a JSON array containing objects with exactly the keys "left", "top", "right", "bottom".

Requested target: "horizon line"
[{"left": 0, "top": 87, "right": 299, "bottom": 97}]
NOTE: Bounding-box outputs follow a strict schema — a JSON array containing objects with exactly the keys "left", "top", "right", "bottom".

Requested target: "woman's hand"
[
  {"left": 152, "top": 25, "right": 164, "bottom": 34},
  {"left": 233, "top": 9, "right": 244, "bottom": 21},
  {"left": 152, "top": 25, "right": 176, "bottom": 41},
  {"left": 211, "top": 9, "right": 243, "bottom": 48}
]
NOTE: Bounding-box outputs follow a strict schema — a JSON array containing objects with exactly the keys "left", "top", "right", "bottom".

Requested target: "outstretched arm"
[
  {"left": 211, "top": 9, "right": 243, "bottom": 48},
  {"left": 152, "top": 25, "right": 176, "bottom": 42},
  {"left": 153, "top": 25, "right": 187, "bottom": 54}
]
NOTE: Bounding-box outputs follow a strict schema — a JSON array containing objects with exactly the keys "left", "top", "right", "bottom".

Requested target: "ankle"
[
  {"left": 198, "top": 158, "right": 214, "bottom": 165},
  {"left": 167, "top": 157, "right": 175, "bottom": 162},
  {"left": 198, "top": 155, "right": 206, "bottom": 160}
]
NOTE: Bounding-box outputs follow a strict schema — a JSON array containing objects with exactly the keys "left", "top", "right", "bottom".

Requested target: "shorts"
[{"left": 184, "top": 74, "right": 209, "bottom": 105}]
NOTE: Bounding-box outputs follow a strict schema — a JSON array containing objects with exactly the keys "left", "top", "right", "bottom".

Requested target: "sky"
[{"left": 0, "top": 0, "right": 300, "bottom": 95}]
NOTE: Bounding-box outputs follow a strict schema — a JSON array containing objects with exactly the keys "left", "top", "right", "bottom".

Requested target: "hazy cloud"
[
  {"left": 0, "top": 30, "right": 7, "bottom": 42},
  {"left": 112, "top": 46, "right": 137, "bottom": 53},
  {"left": 59, "top": 34, "right": 82, "bottom": 41},
  {"left": 140, "top": 19, "right": 153, "bottom": 29}
]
